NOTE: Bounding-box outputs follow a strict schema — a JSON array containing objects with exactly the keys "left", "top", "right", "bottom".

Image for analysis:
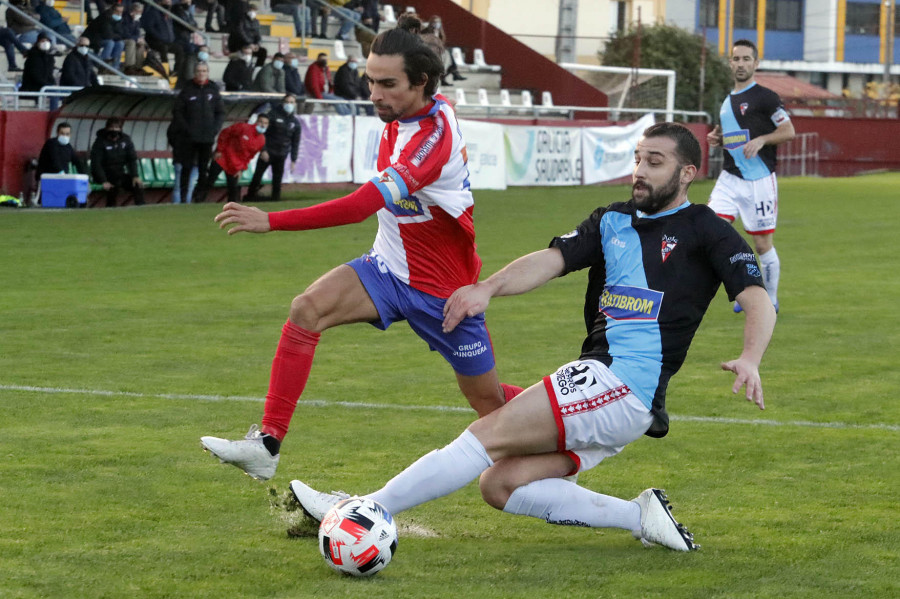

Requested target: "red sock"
[
  {"left": 501, "top": 383, "right": 524, "bottom": 403},
  {"left": 260, "top": 320, "right": 321, "bottom": 441}
]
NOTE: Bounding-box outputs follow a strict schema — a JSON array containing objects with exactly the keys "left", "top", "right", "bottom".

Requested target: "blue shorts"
[{"left": 347, "top": 251, "right": 496, "bottom": 377}]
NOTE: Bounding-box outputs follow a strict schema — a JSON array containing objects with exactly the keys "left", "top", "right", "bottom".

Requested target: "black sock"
[{"left": 261, "top": 434, "right": 281, "bottom": 456}]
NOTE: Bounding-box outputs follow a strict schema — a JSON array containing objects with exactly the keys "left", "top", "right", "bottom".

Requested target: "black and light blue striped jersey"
[
  {"left": 550, "top": 200, "right": 764, "bottom": 437},
  {"left": 719, "top": 82, "right": 790, "bottom": 181}
]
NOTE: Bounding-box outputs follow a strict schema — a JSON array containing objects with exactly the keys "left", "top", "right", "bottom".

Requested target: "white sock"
[
  {"left": 503, "top": 479, "right": 641, "bottom": 532},
  {"left": 365, "top": 429, "right": 493, "bottom": 515},
  {"left": 758, "top": 247, "right": 780, "bottom": 306}
]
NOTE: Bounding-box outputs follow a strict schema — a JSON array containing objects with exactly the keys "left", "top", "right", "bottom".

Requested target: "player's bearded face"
[{"left": 632, "top": 165, "right": 682, "bottom": 214}]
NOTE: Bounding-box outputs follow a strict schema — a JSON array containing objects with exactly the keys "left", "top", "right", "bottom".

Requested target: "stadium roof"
[{"left": 755, "top": 72, "right": 839, "bottom": 100}]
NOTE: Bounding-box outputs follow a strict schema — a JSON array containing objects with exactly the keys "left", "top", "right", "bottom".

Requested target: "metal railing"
[
  {"left": 298, "top": 0, "right": 377, "bottom": 44},
  {"left": 141, "top": 0, "right": 210, "bottom": 48}
]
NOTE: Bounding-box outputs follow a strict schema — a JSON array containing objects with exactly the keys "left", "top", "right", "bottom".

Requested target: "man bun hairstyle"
[
  {"left": 642, "top": 122, "right": 702, "bottom": 169},
  {"left": 371, "top": 27, "right": 444, "bottom": 97}
]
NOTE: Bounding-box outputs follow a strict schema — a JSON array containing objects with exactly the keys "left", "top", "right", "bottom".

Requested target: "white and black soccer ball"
[{"left": 318, "top": 497, "right": 398, "bottom": 577}]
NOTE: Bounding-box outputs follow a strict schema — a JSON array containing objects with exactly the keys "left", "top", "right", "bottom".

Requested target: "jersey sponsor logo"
[
  {"left": 740, "top": 102, "right": 749, "bottom": 115},
  {"left": 722, "top": 129, "right": 750, "bottom": 150},
  {"left": 392, "top": 163, "right": 421, "bottom": 191},
  {"left": 410, "top": 117, "right": 444, "bottom": 167},
  {"left": 730, "top": 251, "right": 756, "bottom": 264},
  {"left": 387, "top": 195, "right": 425, "bottom": 217},
  {"left": 610, "top": 236, "right": 626, "bottom": 248},
  {"left": 660, "top": 235, "right": 677, "bottom": 263},
  {"left": 599, "top": 285, "right": 663, "bottom": 320}
]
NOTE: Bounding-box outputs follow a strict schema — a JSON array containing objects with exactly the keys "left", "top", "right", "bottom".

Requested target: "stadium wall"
[
  {"left": 791, "top": 116, "right": 900, "bottom": 177},
  {"left": 0, "top": 110, "right": 51, "bottom": 198}
]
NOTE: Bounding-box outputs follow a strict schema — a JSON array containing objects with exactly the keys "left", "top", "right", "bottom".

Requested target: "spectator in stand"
[
  {"left": 283, "top": 52, "right": 304, "bottom": 97},
  {"left": 360, "top": 0, "right": 379, "bottom": 34},
  {"left": 423, "top": 15, "right": 465, "bottom": 86},
  {"left": 195, "top": 114, "right": 269, "bottom": 203},
  {"left": 84, "top": 3, "right": 126, "bottom": 71},
  {"left": 120, "top": 2, "right": 147, "bottom": 74},
  {"left": 0, "top": 26, "right": 30, "bottom": 72},
  {"left": 142, "top": 0, "right": 184, "bottom": 77},
  {"left": 227, "top": 3, "right": 266, "bottom": 68},
  {"left": 333, "top": 0, "right": 362, "bottom": 41},
  {"left": 246, "top": 94, "right": 300, "bottom": 202},
  {"left": 196, "top": 0, "right": 226, "bottom": 33},
  {"left": 251, "top": 52, "right": 286, "bottom": 93},
  {"left": 172, "top": 62, "right": 224, "bottom": 203},
  {"left": 90, "top": 117, "right": 145, "bottom": 208},
  {"left": 36, "top": 0, "right": 74, "bottom": 44},
  {"left": 172, "top": 0, "right": 198, "bottom": 55},
  {"left": 272, "top": 0, "right": 313, "bottom": 38},
  {"left": 7, "top": 0, "right": 41, "bottom": 47},
  {"left": 37, "top": 121, "right": 86, "bottom": 179},
  {"left": 334, "top": 54, "right": 369, "bottom": 114},
  {"left": 222, "top": 44, "right": 255, "bottom": 91},
  {"left": 21, "top": 32, "right": 56, "bottom": 94},
  {"left": 176, "top": 43, "right": 209, "bottom": 90},
  {"left": 60, "top": 36, "right": 99, "bottom": 87},
  {"left": 303, "top": 52, "right": 350, "bottom": 115}
]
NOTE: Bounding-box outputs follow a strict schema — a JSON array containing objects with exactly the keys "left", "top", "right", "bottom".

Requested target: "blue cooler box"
[{"left": 41, "top": 174, "right": 90, "bottom": 208}]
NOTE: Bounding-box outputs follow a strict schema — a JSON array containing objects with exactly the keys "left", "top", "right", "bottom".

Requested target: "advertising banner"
[
  {"left": 283, "top": 114, "right": 354, "bottom": 183},
  {"left": 581, "top": 113, "right": 656, "bottom": 185},
  {"left": 458, "top": 119, "right": 507, "bottom": 190},
  {"left": 504, "top": 126, "right": 583, "bottom": 186}
]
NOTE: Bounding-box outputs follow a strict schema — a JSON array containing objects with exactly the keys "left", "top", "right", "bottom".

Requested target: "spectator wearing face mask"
[
  {"left": 223, "top": 44, "right": 255, "bottom": 91},
  {"left": 60, "top": 36, "right": 99, "bottom": 87},
  {"left": 334, "top": 54, "right": 369, "bottom": 114},
  {"left": 176, "top": 44, "right": 210, "bottom": 90},
  {"left": 21, "top": 33, "right": 56, "bottom": 96},
  {"left": 283, "top": 52, "right": 304, "bottom": 97},
  {"left": 251, "top": 52, "right": 286, "bottom": 93},
  {"left": 227, "top": 3, "right": 266, "bottom": 67},
  {"left": 246, "top": 94, "right": 300, "bottom": 203},
  {"left": 120, "top": 2, "right": 147, "bottom": 74},
  {"left": 90, "top": 117, "right": 145, "bottom": 208},
  {"left": 304, "top": 52, "right": 351, "bottom": 115},
  {"left": 84, "top": 3, "right": 126, "bottom": 71},
  {"left": 195, "top": 114, "right": 269, "bottom": 203}
]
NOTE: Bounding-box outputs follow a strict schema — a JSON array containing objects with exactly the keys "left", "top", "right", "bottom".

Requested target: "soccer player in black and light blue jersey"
[{"left": 708, "top": 39, "right": 794, "bottom": 313}]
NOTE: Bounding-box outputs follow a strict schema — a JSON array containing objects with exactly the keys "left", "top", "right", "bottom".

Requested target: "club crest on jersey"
[
  {"left": 722, "top": 129, "right": 750, "bottom": 150},
  {"left": 599, "top": 285, "right": 663, "bottom": 321},
  {"left": 379, "top": 172, "right": 394, "bottom": 184},
  {"left": 661, "top": 235, "right": 677, "bottom": 263},
  {"left": 740, "top": 102, "right": 749, "bottom": 115}
]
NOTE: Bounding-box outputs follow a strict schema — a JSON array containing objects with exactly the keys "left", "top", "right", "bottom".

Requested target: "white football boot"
[
  {"left": 289, "top": 479, "right": 349, "bottom": 522},
  {"left": 631, "top": 488, "right": 699, "bottom": 551},
  {"left": 200, "top": 424, "right": 279, "bottom": 481}
]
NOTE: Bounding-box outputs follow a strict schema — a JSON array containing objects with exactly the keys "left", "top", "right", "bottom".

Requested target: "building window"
[
  {"left": 699, "top": 0, "right": 718, "bottom": 28},
  {"left": 766, "top": 0, "right": 802, "bottom": 31},
  {"left": 734, "top": 0, "right": 758, "bottom": 29},
  {"left": 845, "top": 2, "right": 880, "bottom": 36}
]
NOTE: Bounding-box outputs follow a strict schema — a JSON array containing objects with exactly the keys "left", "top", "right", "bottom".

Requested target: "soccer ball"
[{"left": 318, "top": 497, "right": 398, "bottom": 577}]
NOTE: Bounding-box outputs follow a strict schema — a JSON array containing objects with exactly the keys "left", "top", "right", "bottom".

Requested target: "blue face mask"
[
  {"left": 198, "top": 51, "right": 209, "bottom": 61},
  {"left": 273, "top": 60, "right": 284, "bottom": 70},
  {"left": 290, "top": 58, "right": 299, "bottom": 68},
  {"left": 57, "top": 135, "right": 70, "bottom": 145},
  {"left": 282, "top": 102, "right": 295, "bottom": 114},
  {"left": 256, "top": 125, "right": 267, "bottom": 134},
  {"left": 348, "top": 62, "right": 358, "bottom": 70},
  {"left": 111, "top": 13, "right": 122, "bottom": 21},
  {"left": 77, "top": 46, "right": 89, "bottom": 56}
]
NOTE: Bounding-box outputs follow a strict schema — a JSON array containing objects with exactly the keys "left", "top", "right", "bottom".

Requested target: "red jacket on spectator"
[
  {"left": 304, "top": 61, "right": 333, "bottom": 99},
  {"left": 214, "top": 122, "right": 266, "bottom": 175}
]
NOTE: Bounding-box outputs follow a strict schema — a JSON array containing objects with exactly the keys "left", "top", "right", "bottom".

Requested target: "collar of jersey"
[
  {"left": 731, "top": 81, "right": 758, "bottom": 95},
  {"left": 636, "top": 199, "right": 690, "bottom": 219},
  {"left": 399, "top": 98, "right": 441, "bottom": 123}
]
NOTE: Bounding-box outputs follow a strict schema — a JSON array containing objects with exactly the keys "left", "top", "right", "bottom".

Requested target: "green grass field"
[{"left": 1, "top": 174, "right": 898, "bottom": 598}]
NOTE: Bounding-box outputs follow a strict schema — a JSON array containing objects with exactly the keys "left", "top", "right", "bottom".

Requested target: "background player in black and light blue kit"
[{"left": 708, "top": 39, "right": 794, "bottom": 313}]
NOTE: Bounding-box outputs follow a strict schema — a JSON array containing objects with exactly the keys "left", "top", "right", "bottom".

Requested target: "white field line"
[{"left": 2, "top": 383, "right": 898, "bottom": 432}]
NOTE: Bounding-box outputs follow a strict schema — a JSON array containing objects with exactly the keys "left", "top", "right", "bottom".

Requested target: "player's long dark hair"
[
  {"left": 371, "top": 28, "right": 444, "bottom": 97},
  {"left": 643, "top": 122, "right": 702, "bottom": 169}
]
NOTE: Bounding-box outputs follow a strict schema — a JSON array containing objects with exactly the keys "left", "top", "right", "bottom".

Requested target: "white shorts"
[
  {"left": 708, "top": 170, "right": 778, "bottom": 234},
  {"left": 543, "top": 359, "right": 654, "bottom": 474}
]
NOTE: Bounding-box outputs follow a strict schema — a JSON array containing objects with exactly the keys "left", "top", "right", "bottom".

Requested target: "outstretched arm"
[
  {"left": 720, "top": 284, "right": 776, "bottom": 409},
  {"left": 442, "top": 248, "right": 566, "bottom": 333}
]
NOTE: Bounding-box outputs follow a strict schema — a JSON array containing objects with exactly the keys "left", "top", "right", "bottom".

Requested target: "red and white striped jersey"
[{"left": 369, "top": 95, "right": 481, "bottom": 299}]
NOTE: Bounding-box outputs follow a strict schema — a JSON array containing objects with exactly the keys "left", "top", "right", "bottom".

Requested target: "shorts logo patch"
[
  {"left": 723, "top": 129, "right": 750, "bottom": 150},
  {"left": 559, "top": 384, "right": 631, "bottom": 417},
  {"left": 599, "top": 285, "right": 663, "bottom": 321},
  {"left": 661, "top": 235, "right": 677, "bottom": 263}
]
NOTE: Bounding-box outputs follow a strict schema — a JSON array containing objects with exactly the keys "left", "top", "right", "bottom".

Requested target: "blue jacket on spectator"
[
  {"left": 142, "top": 4, "right": 175, "bottom": 44},
  {"left": 36, "top": 3, "right": 72, "bottom": 38}
]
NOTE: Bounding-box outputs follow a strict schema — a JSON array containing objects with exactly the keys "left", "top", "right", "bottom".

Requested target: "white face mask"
[
  {"left": 132, "top": 14, "right": 141, "bottom": 21},
  {"left": 248, "top": 10, "right": 256, "bottom": 19},
  {"left": 243, "top": 53, "right": 253, "bottom": 64},
  {"left": 57, "top": 135, "right": 70, "bottom": 145},
  {"left": 77, "top": 46, "right": 89, "bottom": 55},
  {"left": 39, "top": 41, "right": 51, "bottom": 51},
  {"left": 282, "top": 102, "right": 295, "bottom": 114}
]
